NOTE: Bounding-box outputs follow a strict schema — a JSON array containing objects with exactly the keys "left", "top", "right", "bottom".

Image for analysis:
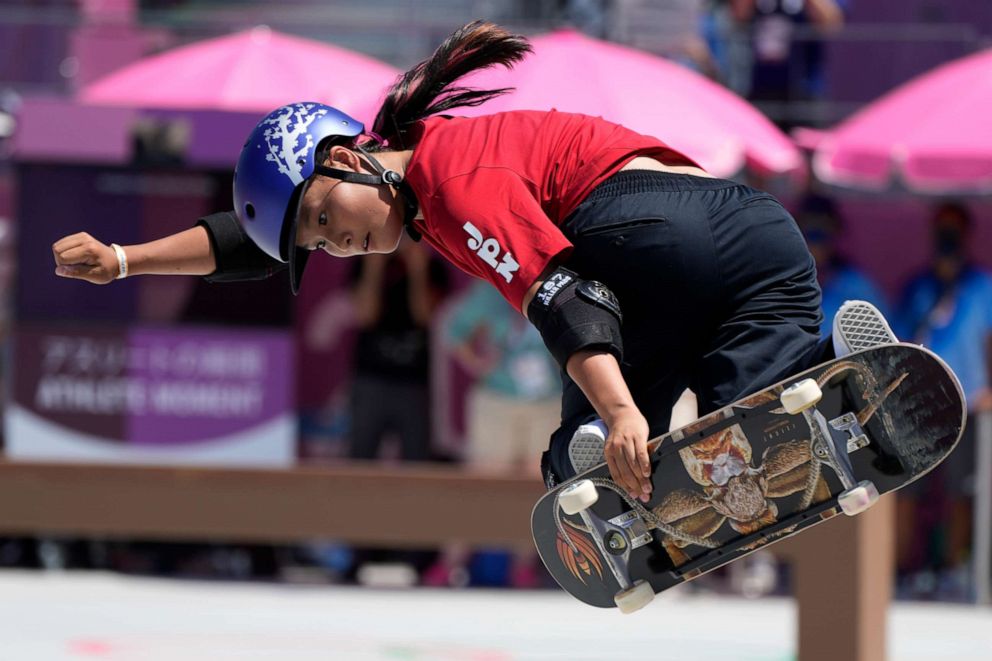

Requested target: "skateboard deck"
[{"left": 531, "top": 343, "right": 966, "bottom": 612}]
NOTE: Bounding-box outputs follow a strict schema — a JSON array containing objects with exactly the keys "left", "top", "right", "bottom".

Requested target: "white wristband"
[{"left": 110, "top": 243, "right": 128, "bottom": 279}]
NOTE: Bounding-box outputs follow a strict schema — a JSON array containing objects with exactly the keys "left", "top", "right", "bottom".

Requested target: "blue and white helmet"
[{"left": 233, "top": 102, "right": 364, "bottom": 292}]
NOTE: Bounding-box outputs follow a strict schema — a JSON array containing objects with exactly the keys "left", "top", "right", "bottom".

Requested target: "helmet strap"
[{"left": 312, "top": 147, "right": 421, "bottom": 241}]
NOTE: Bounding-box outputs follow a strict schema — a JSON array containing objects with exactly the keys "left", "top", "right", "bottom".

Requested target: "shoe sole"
[
  {"left": 568, "top": 422, "right": 607, "bottom": 475},
  {"left": 833, "top": 301, "right": 897, "bottom": 355}
]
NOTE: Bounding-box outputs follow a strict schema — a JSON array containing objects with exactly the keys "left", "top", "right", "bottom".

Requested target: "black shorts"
[{"left": 542, "top": 170, "right": 830, "bottom": 487}]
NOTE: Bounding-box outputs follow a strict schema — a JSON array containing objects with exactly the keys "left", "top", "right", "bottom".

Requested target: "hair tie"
[{"left": 364, "top": 130, "right": 386, "bottom": 146}]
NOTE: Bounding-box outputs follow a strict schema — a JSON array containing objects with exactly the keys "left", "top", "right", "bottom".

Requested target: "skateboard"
[{"left": 531, "top": 343, "right": 966, "bottom": 613}]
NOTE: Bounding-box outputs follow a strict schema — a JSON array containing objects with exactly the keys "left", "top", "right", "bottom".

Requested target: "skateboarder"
[{"left": 52, "top": 22, "right": 897, "bottom": 503}]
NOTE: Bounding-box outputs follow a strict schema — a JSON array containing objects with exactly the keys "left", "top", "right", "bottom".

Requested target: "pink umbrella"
[
  {"left": 79, "top": 26, "right": 399, "bottom": 123},
  {"left": 802, "top": 47, "right": 992, "bottom": 194},
  {"left": 457, "top": 29, "right": 802, "bottom": 179}
]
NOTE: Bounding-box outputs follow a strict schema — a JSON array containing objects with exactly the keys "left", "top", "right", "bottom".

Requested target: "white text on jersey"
[{"left": 462, "top": 221, "right": 519, "bottom": 283}]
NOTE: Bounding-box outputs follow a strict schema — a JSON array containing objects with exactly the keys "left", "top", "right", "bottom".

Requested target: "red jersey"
[{"left": 404, "top": 110, "right": 699, "bottom": 311}]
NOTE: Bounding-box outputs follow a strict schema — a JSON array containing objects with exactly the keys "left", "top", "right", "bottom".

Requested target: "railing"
[
  {"left": 0, "top": 458, "right": 895, "bottom": 661},
  {"left": 975, "top": 410, "right": 992, "bottom": 604}
]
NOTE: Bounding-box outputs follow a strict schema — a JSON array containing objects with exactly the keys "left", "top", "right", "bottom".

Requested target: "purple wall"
[
  {"left": 827, "top": 0, "right": 992, "bottom": 109},
  {"left": 0, "top": 20, "right": 70, "bottom": 90}
]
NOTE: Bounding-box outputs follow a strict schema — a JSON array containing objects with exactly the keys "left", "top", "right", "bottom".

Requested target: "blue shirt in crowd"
[
  {"left": 444, "top": 281, "right": 560, "bottom": 400},
  {"left": 894, "top": 266, "right": 992, "bottom": 407},
  {"left": 819, "top": 265, "right": 890, "bottom": 337}
]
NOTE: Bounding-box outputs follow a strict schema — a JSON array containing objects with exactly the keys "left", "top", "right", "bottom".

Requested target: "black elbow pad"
[
  {"left": 526, "top": 267, "right": 623, "bottom": 367},
  {"left": 196, "top": 211, "right": 286, "bottom": 282}
]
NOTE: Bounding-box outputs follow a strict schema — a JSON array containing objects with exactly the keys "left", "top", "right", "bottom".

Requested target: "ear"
[{"left": 326, "top": 145, "right": 362, "bottom": 172}]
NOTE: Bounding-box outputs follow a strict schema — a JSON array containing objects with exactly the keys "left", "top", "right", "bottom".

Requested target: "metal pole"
[{"left": 974, "top": 410, "right": 992, "bottom": 605}]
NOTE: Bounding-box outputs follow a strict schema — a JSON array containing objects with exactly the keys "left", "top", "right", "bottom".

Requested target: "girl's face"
[{"left": 296, "top": 146, "right": 404, "bottom": 258}]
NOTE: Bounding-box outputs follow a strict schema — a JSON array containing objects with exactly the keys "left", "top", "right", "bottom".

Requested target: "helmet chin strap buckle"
[{"left": 324, "top": 144, "right": 422, "bottom": 242}]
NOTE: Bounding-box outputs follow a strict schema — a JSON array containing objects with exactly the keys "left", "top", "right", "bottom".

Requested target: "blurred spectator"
[
  {"left": 796, "top": 192, "right": 888, "bottom": 336},
  {"left": 895, "top": 202, "right": 992, "bottom": 411},
  {"left": 445, "top": 280, "right": 561, "bottom": 476},
  {"left": 130, "top": 117, "right": 190, "bottom": 168},
  {"left": 732, "top": 0, "right": 847, "bottom": 127},
  {"left": 559, "top": 0, "right": 611, "bottom": 38},
  {"left": 608, "top": 0, "right": 713, "bottom": 70},
  {"left": 341, "top": 239, "right": 449, "bottom": 586},
  {"left": 701, "top": 0, "right": 754, "bottom": 93},
  {"left": 347, "top": 238, "right": 449, "bottom": 462},
  {"left": 893, "top": 201, "right": 992, "bottom": 600},
  {"left": 421, "top": 281, "right": 561, "bottom": 588}
]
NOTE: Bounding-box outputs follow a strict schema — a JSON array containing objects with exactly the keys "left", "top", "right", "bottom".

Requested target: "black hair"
[
  {"left": 933, "top": 200, "right": 972, "bottom": 231},
  {"left": 368, "top": 21, "right": 532, "bottom": 149},
  {"left": 797, "top": 192, "right": 841, "bottom": 232}
]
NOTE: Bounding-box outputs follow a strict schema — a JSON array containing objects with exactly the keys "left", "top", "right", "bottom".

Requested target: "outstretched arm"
[
  {"left": 53, "top": 226, "right": 216, "bottom": 284},
  {"left": 53, "top": 211, "right": 285, "bottom": 285}
]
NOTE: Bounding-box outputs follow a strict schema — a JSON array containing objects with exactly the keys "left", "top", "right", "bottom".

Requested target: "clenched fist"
[{"left": 52, "top": 232, "right": 120, "bottom": 284}]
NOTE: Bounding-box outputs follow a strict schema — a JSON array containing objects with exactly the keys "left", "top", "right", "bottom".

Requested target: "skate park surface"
[{"left": 1, "top": 570, "right": 989, "bottom": 661}]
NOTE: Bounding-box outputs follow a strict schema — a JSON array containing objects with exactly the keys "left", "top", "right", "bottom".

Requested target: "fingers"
[
  {"left": 56, "top": 244, "right": 99, "bottom": 266},
  {"left": 604, "top": 450, "right": 629, "bottom": 498},
  {"left": 52, "top": 232, "right": 89, "bottom": 256},
  {"left": 605, "top": 432, "right": 652, "bottom": 503},
  {"left": 623, "top": 436, "right": 653, "bottom": 501},
  {"left": 54, "top": 263, "right": 100, "bottom": 281},
  {"left": 635, "top": 433, "right": 651, "bottom": 479},
  {"left": 52, "top": 232, "right": 99, "bottom": 265}
]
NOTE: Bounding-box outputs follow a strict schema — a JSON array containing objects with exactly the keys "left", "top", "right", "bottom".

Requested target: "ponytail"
[{"left": 370, "top": 21, "right": 532, "bottom": 148}]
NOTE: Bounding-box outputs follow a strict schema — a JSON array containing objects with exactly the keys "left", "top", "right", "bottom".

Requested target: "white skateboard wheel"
[
  {"left": 838, "top": 480, "right": 880, "bottom": 516},
  {"left": 781, "top": 378, "right": 822, "bottom": 414},
  {"left": 615, "top": 579, "right": 654, "bottom": 614},
  {"left": 559, "top": 479, "right": 599, "bottom": 515}
]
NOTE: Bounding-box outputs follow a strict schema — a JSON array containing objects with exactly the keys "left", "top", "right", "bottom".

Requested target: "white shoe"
[
  {"left": 831, "top": 300, "right": 898, "bottom": 357},
  {"left": 568, "top": 419, "right": 608, "bottom": 475}
]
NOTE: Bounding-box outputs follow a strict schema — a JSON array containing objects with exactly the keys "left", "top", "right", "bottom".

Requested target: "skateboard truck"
[
  {"left": 558, "top": 481, "right": 655, "bottom": 613},
  {"left": 830, "top": 412, "right": 871, "bottom": 453},
  {"left": 782, "top": 378, "right": 880, "bottom": 516}
]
